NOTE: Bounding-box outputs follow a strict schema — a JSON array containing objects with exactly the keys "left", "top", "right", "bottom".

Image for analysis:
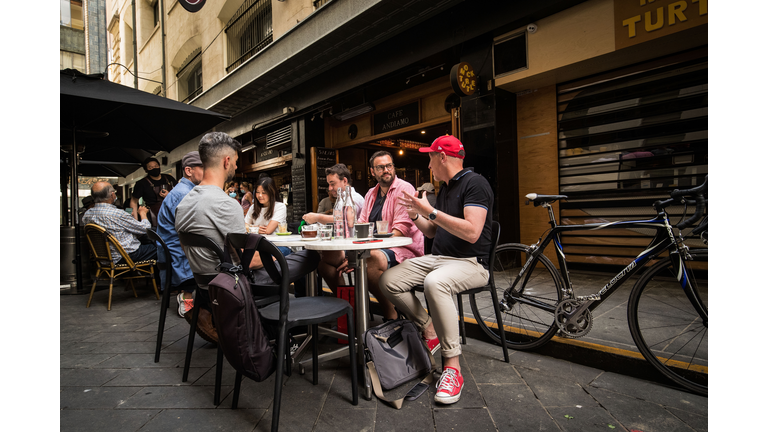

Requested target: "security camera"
[{"left": 527, "top": 23, "right": 538, "bottom": 34}]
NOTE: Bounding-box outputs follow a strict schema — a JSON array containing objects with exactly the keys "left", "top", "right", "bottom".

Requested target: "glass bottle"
[
  {"left": 343, "top": 186, "right": 357, "bottom": 238},
  {"left": 333, "top": 187, "right": 345, "bottom": 239}
]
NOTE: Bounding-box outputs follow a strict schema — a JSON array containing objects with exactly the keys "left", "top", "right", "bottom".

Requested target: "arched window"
[{"left": 177, "top": 48, "right": 202, "bottom": 103}]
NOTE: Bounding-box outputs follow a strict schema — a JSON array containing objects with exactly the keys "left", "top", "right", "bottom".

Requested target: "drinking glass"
[{"left": 376, "top": 220, "right": 389, "bottom": 234}]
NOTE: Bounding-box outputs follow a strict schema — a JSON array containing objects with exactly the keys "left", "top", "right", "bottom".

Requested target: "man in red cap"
[{"left": 379, "top": 135, "right": 493, "bottom": 405}]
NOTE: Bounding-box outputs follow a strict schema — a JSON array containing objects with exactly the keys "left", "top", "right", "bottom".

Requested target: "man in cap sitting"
[
  {"left": 380, "top": 135, "right": 493, "bottom": 405},
  {"left": 156, "top": 151, "right": 205, "bottom": 320}
]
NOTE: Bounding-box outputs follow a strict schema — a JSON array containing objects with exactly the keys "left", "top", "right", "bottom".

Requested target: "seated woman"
[
  {"left": 240, "top": 181, "right": 253, "bottom": 217},
  {"left": 244, "top": 176, "right": 307, "bottom": 297}
]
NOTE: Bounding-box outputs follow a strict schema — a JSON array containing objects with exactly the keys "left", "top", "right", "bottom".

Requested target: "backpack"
[
  {"left": 207, "top": 235, "right": 275, "bottom": 382},
  {"left": 363, "top": 319, "right": 436, "bottom": 409}
]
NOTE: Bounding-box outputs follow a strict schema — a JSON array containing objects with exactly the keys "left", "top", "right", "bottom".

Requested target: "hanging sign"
[
  {"left": 179, "top": 0, "right": 206, "bottom": 13},
  {"left": 373, "top": 103, "right": 419, "bottom": 134},
  {"left": 450, "top": 62, "right": 478, "bottom": 96}
]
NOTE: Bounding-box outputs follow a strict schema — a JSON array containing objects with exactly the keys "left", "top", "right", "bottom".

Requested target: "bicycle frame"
[{"left": 513, "top": 201, "right": 704, "bottom": 319}]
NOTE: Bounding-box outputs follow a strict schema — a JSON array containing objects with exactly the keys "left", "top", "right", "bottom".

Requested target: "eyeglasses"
[{"left": 374, "top": 163, "right": 394, "bottom": 172}]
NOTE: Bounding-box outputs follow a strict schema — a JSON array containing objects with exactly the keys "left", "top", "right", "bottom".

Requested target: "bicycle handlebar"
[{"left": 672, "top": 176, "right": 708, "bottom": 230}]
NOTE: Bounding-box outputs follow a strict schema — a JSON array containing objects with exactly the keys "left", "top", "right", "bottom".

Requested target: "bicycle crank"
[{"left": 555, "top": 299, "right": 593, "bottom": 338}]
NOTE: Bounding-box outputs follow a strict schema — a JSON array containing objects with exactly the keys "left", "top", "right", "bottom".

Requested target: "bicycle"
[{"left": 469, "top": 177, "right": 708, "bottom": 396}]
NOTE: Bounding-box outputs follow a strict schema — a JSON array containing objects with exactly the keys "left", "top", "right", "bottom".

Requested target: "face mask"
[
  {"left": 148, "top": 168, "right": 161, "bottom": 177},
  {"left": 229, "top": 192, "right": 237, "bottom": 198},
  {"left": 240, "top": 189, "right": 246, "bottom": 194}
]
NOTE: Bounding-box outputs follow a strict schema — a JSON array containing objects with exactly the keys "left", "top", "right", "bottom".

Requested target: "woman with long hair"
[
  {"left": 244, "top": 176, "right": 285, "bottom": 234},
  {"left": 240, "top": 181, "right": 253, "bottom": 216}
]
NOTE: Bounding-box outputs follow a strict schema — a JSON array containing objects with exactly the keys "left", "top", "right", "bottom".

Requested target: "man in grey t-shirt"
[{"left": 176, "top": 132, "right": 319, "bottom": 343}]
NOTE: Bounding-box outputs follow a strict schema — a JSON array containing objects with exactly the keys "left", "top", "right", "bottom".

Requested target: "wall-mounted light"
[
  {"left": 398, "top": 149, "right": 404, "bottom": 155},
  {"left": 420, "top": 130, "right": 426, "bottom": 134},
  {"left": 333, "top": 103, "right": 376, "bottom": 121}
]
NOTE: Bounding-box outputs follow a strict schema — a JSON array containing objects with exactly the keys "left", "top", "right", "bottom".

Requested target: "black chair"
[
  {"left": 146, "top": 229, "right": 171, "bottom": 363},
  {"left": 176, "top": 231, "right": 281, "bottom": 406},
  {"left": 415, "top": 221, "right": 509, "bottom": 363},
  {"left": 175, "top": 231, "right": 232, "bottom": 405},
  {"left": 227, "top": 233, "right": 358, "bottom": 432}
]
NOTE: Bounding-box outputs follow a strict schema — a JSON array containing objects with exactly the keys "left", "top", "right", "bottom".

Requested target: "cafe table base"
[{"left": 296, "top": 237, "right": 413, "bottom": 400}]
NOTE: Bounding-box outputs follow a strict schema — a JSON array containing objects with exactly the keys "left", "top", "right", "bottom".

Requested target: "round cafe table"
[{"left": 301, "top": 236, "right": 413, "bottom": 400}]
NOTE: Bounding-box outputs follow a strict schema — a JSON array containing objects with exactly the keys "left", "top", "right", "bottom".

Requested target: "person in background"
[
  {"left": 316, "top": 185, "right": 335, "bottom": 215},
  {"left": 78, "top": 195, "right": 95, "bottom": 226},
  {"left": 240, "top": 181, "right": 253, "bottom": 216},
  {"left": 130, "top": 157, "right": 176, "bottom": 227},
  {"left": 417, "top": 182, "right": 437, "bottom": 207},
  {"left": 380, "top": 135, "right": 493, "bottom": 405},
  {"left": 225, "top": 181, "right": 240, "bottom": 202},
  {"left": 83, "top": 181, "right": 157, "bottom": 264},
  {"left": 244, "top": 176, "right": 286, "bottom": 235},
  {"left": 156, "top": 151, "right": 205, "bottom": 319},
  {"left": 301, "top": 164, "right": 365, "bottom": 224}
]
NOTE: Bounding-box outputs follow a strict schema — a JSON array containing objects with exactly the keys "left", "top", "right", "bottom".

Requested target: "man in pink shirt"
[{"left": 317, "top": 151, "right": 424, "bottom": 320}]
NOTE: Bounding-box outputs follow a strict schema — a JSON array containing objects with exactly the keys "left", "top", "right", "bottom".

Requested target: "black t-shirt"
[
  {"left": 431, "top": 167, "right": 493, "bottom": 268},
  {"left": 369, "top": 191, "right": 386, "bottom": 230},
  {"left": 132, "top": 174, "right": 176, "bottom": 207}
]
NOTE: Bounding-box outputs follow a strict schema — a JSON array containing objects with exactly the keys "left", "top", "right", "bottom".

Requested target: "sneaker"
[
  {"left": 434, "top": 367, "right": 464, "bottom": 404},
  {"left": 289, "top": 336, "right": 300, "bottom": 357},
  {"left": 177, "top": 293, "right": 193, "bottom": 318},
  {"left": 424, "top": 336, "right": 441, "bottom": 356}
]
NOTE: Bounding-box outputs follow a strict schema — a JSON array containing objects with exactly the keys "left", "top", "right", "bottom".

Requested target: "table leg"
[{"left": 355, "top": 250, "right": 370, "bottom": 365}]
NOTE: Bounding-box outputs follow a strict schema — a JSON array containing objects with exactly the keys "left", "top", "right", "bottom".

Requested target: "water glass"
[
  {"left": 376, "top": 220, "right": 389, "bottom": 234},
  {"left": 278, "top": 221, "right": 288, "bottom": 233},
  {"left": 318, "top": 224, "right": 333, "bottom": 241}
]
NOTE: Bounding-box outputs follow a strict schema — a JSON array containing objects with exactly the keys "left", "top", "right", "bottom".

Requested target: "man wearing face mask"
[
  {"left": 130, "top": 157, "right": 177, "bottom": 227},
  {"left": 83, "top": 181, "right": 157, "bottom": 264}
]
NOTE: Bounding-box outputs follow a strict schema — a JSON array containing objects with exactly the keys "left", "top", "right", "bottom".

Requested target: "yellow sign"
[
  {"left": 615, "top": 0, "right": 707, "bottom": 50},
  {"left": 450, "top": 62, "right": 478, "bottom": 96}
]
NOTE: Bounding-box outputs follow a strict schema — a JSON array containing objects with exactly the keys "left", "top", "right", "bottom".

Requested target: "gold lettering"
[
  {"left": 692, "top": 0, "right": 707, "bottom": 15},
  {"left": 668, "top": 1, "right": 688, "bottom": 25},
  {"left": 623, "top": 15, "right": 642, "bottom": 38},
  {"left": 640, "top": 0, "right": 657, "bottom": 5},
  {"left": 644, "top": 7, "right": 664, "bottom": 32}
]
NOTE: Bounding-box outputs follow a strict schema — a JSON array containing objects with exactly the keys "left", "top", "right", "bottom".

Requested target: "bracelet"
[{"left": 410, "top": 214, "right": 419, "bottom": 221}]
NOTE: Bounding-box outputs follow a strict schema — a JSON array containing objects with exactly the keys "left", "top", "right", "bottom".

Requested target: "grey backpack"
[{"left": 363, "top": 319, "right": 436, "bottom": 409}]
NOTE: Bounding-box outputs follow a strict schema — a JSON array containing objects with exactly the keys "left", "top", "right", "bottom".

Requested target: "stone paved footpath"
[{"left": 58, "top": 285, "right": 709, "bottom": 432}]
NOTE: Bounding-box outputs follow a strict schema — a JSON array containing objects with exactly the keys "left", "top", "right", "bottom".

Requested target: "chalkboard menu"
[
  {"left": 291, "top": 163, "right": 306, "bottom": 221},
  {"left": 313, "top": 147, "right": 338, "bottom": 212}
]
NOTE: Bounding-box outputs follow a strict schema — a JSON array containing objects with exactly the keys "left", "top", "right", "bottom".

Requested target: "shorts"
[{"left": 380, "top": 248, "right": 398, "bottom": 269}]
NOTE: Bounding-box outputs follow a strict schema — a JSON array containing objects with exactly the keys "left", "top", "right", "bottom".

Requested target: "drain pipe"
[
  {"left": 131, "top": 0, "right": 138, "bottom": 89},
  {"left": 160, "top": 0, "right": 167, "bottom": 96}
]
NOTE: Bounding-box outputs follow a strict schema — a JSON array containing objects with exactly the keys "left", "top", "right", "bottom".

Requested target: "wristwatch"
[{"left": 428, "top": 209, "right": 438, "bottom": 221}]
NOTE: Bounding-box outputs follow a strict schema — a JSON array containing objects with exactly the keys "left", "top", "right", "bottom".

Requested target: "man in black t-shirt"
[
  {"left": 130, "top": 157, "right": 177, "bottom": 227},
  {"left": 380, "top": 135, "right": 493, "bottom": 406}
]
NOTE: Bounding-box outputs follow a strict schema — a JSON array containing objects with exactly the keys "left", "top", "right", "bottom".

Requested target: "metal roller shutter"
[{"left": 556, "top": 49, "right": 708, "bottom": 269}]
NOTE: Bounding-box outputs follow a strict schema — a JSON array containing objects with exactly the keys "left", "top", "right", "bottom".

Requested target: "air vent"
[
  {"left": 266, "top": 125, "right": 291, "bottom": 149},
  {"left": 493, "top": 32, "right": 527, "bottom": 78}
]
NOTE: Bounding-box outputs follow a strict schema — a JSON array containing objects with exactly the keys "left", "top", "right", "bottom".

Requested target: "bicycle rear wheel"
[
  {"left": 628, "top": 250, "right": 708, "bottom": 396},
  {"left": 469, "top": 243, "right": 563, "bottom": 350}
]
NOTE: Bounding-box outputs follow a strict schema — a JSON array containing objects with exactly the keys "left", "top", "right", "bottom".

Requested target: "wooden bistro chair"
[
  {"left": 84, "top": 223, "right": 160, "bottom": 311},
  {"left": 414, "top": 221, "right": 509, "bottom": 363},
  {"left": 227, "top": 232, "right": 358, "bottom": 432}
]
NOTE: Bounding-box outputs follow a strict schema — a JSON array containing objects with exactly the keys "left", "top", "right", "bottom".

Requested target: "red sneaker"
[
  {"left": 434, "top": 366, "right": 463, "bottom": 404},
  {"left": 424, "top": 336, "right": 441, "bottom": 356}
]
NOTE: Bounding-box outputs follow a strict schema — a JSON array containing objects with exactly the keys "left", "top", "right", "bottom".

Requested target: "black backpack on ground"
[{"left": 207, "top": 235, "right": 275, "bottom": 382}]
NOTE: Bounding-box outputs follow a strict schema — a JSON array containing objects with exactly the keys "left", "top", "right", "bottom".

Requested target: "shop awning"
[{"left": 60, "top": 68, "right": 230, "bottom": 177}]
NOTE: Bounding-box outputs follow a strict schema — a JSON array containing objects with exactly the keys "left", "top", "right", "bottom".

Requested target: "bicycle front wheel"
[
  {"left": 469, "top": 243, "right": 563, "bottom": 350},
  {"left": 628, "top": 250, "right": 708, "bottom": 396}
]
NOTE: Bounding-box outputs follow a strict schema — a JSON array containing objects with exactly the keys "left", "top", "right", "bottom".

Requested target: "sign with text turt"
[{"left": 179, "top": 0, "right": 206, "bottom": 13}]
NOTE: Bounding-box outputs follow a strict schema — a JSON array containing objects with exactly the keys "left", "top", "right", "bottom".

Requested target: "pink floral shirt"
[{"left": 358, "top": 176, "right": 424, "bottom": 263}]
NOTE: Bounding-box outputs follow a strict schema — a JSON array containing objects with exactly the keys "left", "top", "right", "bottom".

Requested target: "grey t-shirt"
[{"left": 175, "top": 185, "right": 245, "bottom": 288}]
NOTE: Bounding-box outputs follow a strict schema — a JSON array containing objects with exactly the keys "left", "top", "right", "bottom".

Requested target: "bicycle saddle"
[{"left": 525, "top": 193, "right": 568, "bottom": 207}]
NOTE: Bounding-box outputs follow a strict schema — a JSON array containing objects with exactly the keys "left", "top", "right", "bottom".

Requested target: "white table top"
[
  {"left": 302, "top": 236, "right": 412, "bottom": 251},
  {"left": 263, "top": 234, "right": 311, "bottom": 247}
]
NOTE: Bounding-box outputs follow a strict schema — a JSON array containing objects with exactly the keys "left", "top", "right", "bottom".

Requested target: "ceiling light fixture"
[{"left": 333, "top": 102, "right": 376, "bottom": 121}]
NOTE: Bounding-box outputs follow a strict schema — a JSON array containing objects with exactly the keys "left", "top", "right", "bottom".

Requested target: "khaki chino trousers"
[{"left": 379, "top": 254, "right": 489, "bottom": 358}]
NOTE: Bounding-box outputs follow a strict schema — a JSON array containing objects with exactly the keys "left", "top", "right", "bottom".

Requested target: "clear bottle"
[
  {"left": 333, "top": 187, "right": 345, "bottom": 239},
  {"left": 343, "top": 186, "right": 357, "bottom": 238}
]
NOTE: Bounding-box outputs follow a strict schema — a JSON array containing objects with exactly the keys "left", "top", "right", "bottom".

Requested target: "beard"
[{"left": 375, "top": 172, "right": 394, "bottom": 188}]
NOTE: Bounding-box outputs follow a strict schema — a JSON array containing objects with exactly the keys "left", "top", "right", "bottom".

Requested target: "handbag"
[{"left": 363, "top": 319, "right": 436, "bottom": 409}]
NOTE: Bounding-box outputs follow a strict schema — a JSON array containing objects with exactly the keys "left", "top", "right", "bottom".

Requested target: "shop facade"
[{"left": 110, "top": 0, "right": 707, "bottom": 270}]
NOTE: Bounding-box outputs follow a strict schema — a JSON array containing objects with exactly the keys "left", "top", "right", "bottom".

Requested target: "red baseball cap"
[{"left": 419, "top": 135, "right": 466, "bottom": 159}]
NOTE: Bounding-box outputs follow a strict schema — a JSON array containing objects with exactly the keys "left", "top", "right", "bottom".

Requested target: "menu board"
[
  {"left": 291, "top": 163, "right": 306, "bottom": 222},
  {"left": 312, "top": 147, "right": 338, "bottom": 212}
]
